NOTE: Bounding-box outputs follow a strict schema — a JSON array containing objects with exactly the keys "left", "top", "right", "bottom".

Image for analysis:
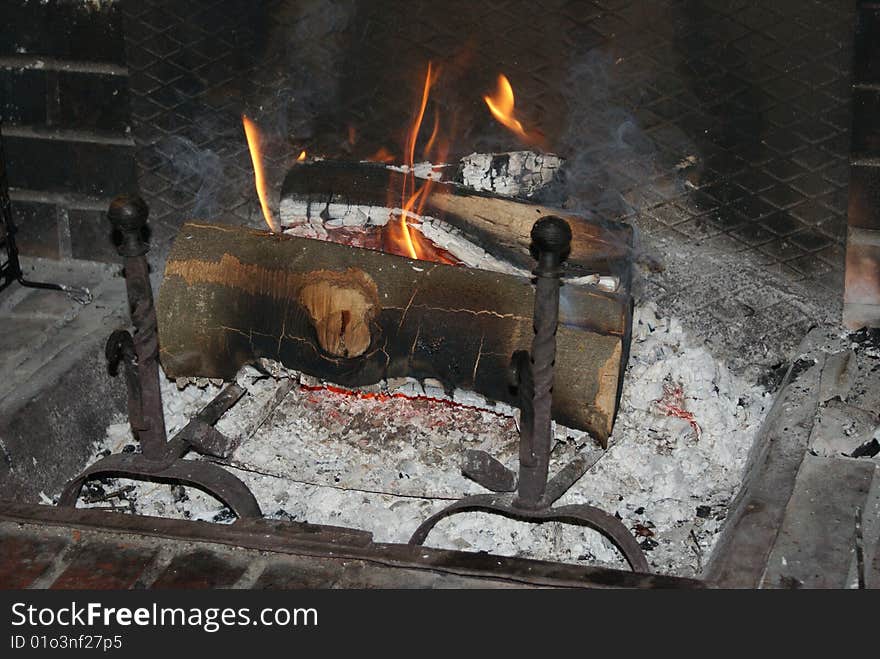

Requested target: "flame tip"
[
  {"left": 242, "top": 115, "right": 280, "bottom": 233},
  {"left": 483, "top": 72, "right": 540, "bottom": 146}
]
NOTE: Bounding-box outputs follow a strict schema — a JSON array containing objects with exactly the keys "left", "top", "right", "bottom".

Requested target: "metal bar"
[
  {"left": 57, "top": 453, "right": 261, "bottom": 519},
  {"left": 515, "top": 216, "right": 571, "bottom": 508},
  {"left": 3, "top": 501, "right": 699, "bottom": 588},
  {"left": 167, "top": 383, "right": 247, "bottom": 459},
  {"left": 543, "top": 449, "right": 605, "bottom": 506},
  {"left": 408, "top": 493, "right": 650, "bottom": 573},
  {"left": 108, "top": 196, "right": 168, "bottom": 460}
]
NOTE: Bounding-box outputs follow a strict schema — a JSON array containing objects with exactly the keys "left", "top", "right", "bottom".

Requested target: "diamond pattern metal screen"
[{"left": 121, "top": 0, "right": 856, "bottom": 373}]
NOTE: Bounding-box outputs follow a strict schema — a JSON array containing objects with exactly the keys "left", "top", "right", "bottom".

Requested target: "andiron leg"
[
  {"left": 58, "top": 195, "right": 261, "bottom": 519},
  {"left": 410, "top": 216, "right": 649, "bottom": 573}
]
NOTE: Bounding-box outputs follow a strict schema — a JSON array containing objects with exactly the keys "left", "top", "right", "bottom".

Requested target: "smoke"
[
  {"left": 550, "top": 49, "right": 696, "bottom": 284},
  {"left": 248, "top": 0, "right": 354, "bottom": 147},
  {"left": 146, "top": 1, "right": 356, "bottom": 230},
  {"left": 152, "top": 134, "right": 225, "bottom": 221},
  {"left": 557, "top": 50, "right": 689, "bottom": 220}
]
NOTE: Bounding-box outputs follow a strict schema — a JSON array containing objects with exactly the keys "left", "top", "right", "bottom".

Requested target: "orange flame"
[
  {"left": 395, "top": 62, "right": 436, "bottom": 259},
  {"left": 242, "top": 114, "right": 281, "bottom": 233},
  {"left": 382, "top": 62, "right": 456, "bottom": 264},
  {"left": 422, "top": 110, "right": 440, "bottom": 160},
  {"left": 297, "top": 150, "right": 307, "bottom": 161},
  {"left": 483, "top": 74, "right": 541, "bottom": 146}
]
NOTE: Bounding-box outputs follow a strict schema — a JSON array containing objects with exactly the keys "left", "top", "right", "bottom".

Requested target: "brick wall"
[
  {"left": 846, "top": 1, "right": 880, "bottom": 328},
  {"left": 0, "top": 0, "right": 135, "bottom": 262}
]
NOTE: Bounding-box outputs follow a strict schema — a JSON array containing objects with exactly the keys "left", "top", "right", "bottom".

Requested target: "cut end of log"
[{"left": 298, "top": 269, "right": 379, "bottom": 358}]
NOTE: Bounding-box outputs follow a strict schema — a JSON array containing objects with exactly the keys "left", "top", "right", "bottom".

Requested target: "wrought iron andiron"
[
  {"left": 409, "top": 216, "right": 650, "bottom": 572},
  {"left": 59, "top": 195, "right": 261, "bottom": 518}
]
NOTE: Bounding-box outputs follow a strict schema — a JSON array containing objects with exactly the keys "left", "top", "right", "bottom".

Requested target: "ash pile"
[{"left": 66, "top": 301, "right": 766, "bottom": 578}]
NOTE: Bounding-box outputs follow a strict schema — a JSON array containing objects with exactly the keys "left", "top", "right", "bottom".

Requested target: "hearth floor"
[
  {"left": 0, "top": 257, "right": 123, "bottom": 402},
  {"left": 0, "top": 262, "right": 876, "bottom": 586},
  {"left": 67, "top": 304, "right": 768, "bottom": 579},
  {"left": 707, "top": 326, "right": 880, "bottom": 588}
]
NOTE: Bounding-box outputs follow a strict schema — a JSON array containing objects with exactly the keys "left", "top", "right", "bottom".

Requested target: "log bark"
[
  {"left": 157, "top": 222, "right": 632, "bottom": 444},
  {"left": 279, "top": 160, "right": 633, "bottom": 287}
]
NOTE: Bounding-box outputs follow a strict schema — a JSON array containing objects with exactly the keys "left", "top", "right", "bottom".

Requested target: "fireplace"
[{"left": 0, "top": 0, "right": 878, "bottom": 589}]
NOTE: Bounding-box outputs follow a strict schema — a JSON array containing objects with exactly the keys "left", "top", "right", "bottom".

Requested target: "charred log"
[
  {"left": 157, "top": 222, "right": 632, "bottom": 444},
  {"left": 279, "top": 160, "right": 633, "bottom": 288}
]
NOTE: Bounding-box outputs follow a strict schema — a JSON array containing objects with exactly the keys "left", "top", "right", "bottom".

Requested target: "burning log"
[
  {"left": 157, "top": 222, "right": 632, "bottom": 444},
  {"left": 279, "top": 160, "right": 633, "bottom": 287},
  {"left": 457, "top": 151, "right": 564, "bottom": 199}
]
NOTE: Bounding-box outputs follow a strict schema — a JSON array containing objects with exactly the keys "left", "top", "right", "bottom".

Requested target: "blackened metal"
[
  {"left": 182, "top": 424, "right": 237, "bottom": 460},
  {"left": 543, "top": 450, "right": 604, "bottom": 506},
  {"left": 409, "top": 493, "right": 649, "bottom": 574},
  {"left": 515, "top": 216, "right": 570, "bottom": 509},
  {"left": 57, "top": 453, "right": 261, "bottom": 519},
  {"left": 461, "top": 449, "right": 516, "bottom": 493},
  {"left": 59, "top": 196, "right": 261, "bottom": 519},
  {"left": 108, "top": 195, "right": 166, "bottom": 459},
  {"left": 411, "top": 216, "right": 649, "bottom": 572},
  {"left": 105, "top": 329, "right": 143, "bottom": 435},
  {"left": 855, "top": 505, "right": 866, "bottom": 589},
  {"left": 2, "top": 501, "right": 702, "bottom": 588},
  {"left": 0, "top": 122, "right": 91, "bottom": 303},
  {"left": 59, "top": 383, "right": 261, "bottom": 517},
  {"left": 169, "top": 384, "right": 247, "bottom": 459}
]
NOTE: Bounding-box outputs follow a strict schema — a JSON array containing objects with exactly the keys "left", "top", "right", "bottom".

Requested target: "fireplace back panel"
[
  {"left": 118, "top": 0, "right": 855, "bottom": 377},
  {"left": 1, "top": 0, "right": 136, "bottom": 262}
]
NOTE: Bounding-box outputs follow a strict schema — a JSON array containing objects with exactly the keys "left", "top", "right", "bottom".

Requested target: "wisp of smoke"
[
  {"left": 558, "top": 50, "right": 686, "bottom": 220},
  {"left": 154, "top": 135, "right": 224, "bottom": 220}
]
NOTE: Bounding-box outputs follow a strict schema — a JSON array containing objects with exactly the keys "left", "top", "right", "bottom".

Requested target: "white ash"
[
  {"left": 278, "top": 199, "right": 384, "bottom": 234},
  {"left": 391, "top": 152, "right": 563, "bottom": 196},
  {"left": 458, "top": 151, "right": 564, "bottom": 198},
  {"left": 564, "top": 273, "right": 620, "bottom": 292},
  {"left": 415, "top": 217, "right": 528, "bottom": 277},
  {"left": 73, "top": 303, "right": 766, "bottom": 577},
  {"left": 386, "top": 161, "right": 453, "bottom": 181}
]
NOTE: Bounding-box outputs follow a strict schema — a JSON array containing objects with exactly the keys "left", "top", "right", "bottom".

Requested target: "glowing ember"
[
  {"left": 483, "top": 74, "right": 542, "bottom": 147},
  {"left": 654, "top": 382, "right": 702, "bottom": 440},
  {"left": 297, "top": 150, "right": 307, "bottom": 162},
  {"left": 300, "top": 383, "right": 507, "bottom": 418},
  {"left": 242, "top": 114, "right": 281, "bottom": 233},
  {"left": 368, "top": 147, "right": 396, "bottom": 164}
]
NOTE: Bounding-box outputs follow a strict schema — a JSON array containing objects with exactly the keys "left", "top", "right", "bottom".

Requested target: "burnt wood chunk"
[
  {"left": 157, "top": 222, "right": 632, "bottom": 444},
  {"left": 280, "top": 160, "right": 633, "bottom": 286}
]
